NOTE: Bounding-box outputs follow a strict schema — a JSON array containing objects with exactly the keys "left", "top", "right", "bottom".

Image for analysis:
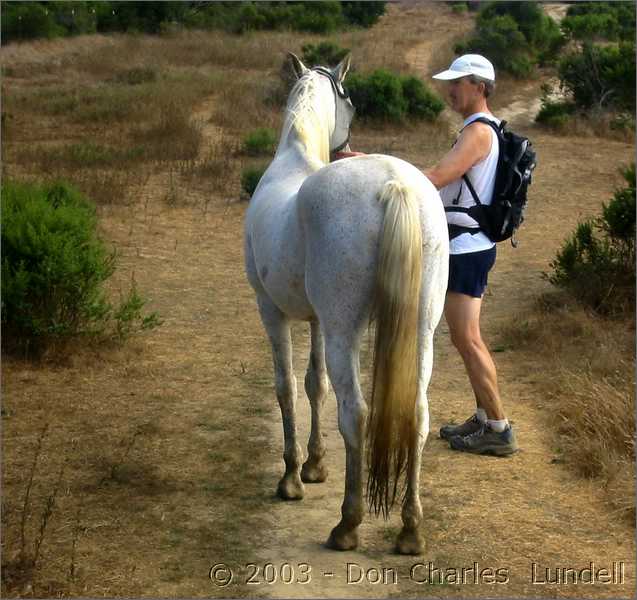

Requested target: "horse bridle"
[{"left": 312, "top": 66, "right": 354, "bottom": 153}]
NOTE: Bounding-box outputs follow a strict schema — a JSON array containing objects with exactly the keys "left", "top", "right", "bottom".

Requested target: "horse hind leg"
[
  {"left": 257, "top": 295, "right": 304, "bottom": 500},
  {"left": 395, "top": 331, "right": 434, "bottom": 555},
  {"left": 396, "top": 342, "right": 431, "bottom": 554},
  {"left": 323, "top": 331, "right": 367, "bottom": 551},
  {"left": 301, "top": 319, "right": 329, "bottom": 483}
]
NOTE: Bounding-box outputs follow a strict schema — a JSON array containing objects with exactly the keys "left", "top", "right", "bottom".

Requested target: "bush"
[
  {"left": 535, "top": 98, "right": 576, "bottom": 129},
  {"left": 212, "top": 1, "right": 346, "bottom": 35},
  {"left": 561, "top": 2, "right": 635, "bottom": 42},
  {"left": 1, "top": 2, "right": 64, "bottom": 41},
  {"left": 455, "top": 1, "right": 565, "bottom": 77},
  {"left": 1, "top": 1, "right": 384, "bottom": 43},
  {"left": 301, "top": 41, "right": 349, "bottom": 68},
  {"left": 400, "top": 75, "right": 446, "bottom": 121},
  {"left": 348, "top": 70, "right": 407, "bottom": 121},
  {"left": 241, "top": 165, "right": 267, "bottom": 198},
  {"left": 548, "top": 163, "right": 635, "bottom": 315},
  {"left": 243, "top": 128, "right": 277, "bottom": 156},
  {"left": 340, "top": 1, "right": 385, "bottom": 27},
  {"left": 558, "top": 41, "right": 636, "bottom": 112},
  {"left": 347, "top": 69, "right": 444, "bottom": 122},
  {"left": 1, "top": 180, "right": 159, "bottom": 355},
  {"left": 456, "top": 14, "right": 533, "bottom": 78}
]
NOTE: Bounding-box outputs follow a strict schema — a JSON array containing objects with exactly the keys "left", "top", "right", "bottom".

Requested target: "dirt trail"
[{"left": 2, "top": 4, "right": 634, "bottom": 599}]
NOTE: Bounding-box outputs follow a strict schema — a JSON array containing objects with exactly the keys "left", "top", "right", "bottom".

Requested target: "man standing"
[{"left": 424, "top": 54, "right": 517, "bottom": 456}]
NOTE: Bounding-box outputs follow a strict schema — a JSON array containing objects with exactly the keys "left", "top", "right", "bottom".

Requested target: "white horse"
[{"left": 244, "top": 53, "right": 448, "bottom": 554}]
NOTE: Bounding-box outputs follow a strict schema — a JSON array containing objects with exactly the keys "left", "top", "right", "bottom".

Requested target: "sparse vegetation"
[
  {"left": 455, "top": 1, "right": 564, "bottom": 77},
  {"left": 1, "top": 180, "right": 160, "bottom": 356},
  {"left": 558, "top": 42, "right": 635, "bottom": 114},
  {"left": 241, "top": 165, "right": 267, "bottom": 198},
  {"left": 561, "top": 1, "right": 635, "bottom": 42},
  {"left": 501, "top": 292, "right": 635, "bottom": 523},
  {"left": 1, "top": 1, "right": 387, "bottom": 43},
  {"left": 347, "top": 69, "right": 444, "bottom": 122},
  {"left": 548, "top": 163, "right": 635, "bottom": 316},
  {"left": 536, "top": 1, "right": 636, "bottom": 135},
  {"left": 242, "top": 128, "right": 277, "bottom": 156},
  {"left": 301, "top": 40, "right": 350, "bottom": 67}
]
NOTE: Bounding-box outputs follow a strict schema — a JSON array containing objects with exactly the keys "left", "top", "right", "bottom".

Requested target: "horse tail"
[{"left": 367, "top": 178, "right": 423, "bottom": 518}]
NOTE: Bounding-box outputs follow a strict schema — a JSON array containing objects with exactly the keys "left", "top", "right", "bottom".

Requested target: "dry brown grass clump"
[{"left": 502, "top": 292, "right": 635, "bottom": 523}]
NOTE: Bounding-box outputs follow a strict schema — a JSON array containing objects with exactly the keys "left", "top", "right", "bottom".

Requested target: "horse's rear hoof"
[
  {"left": 395, "top": 528, "right": 424, "bottom": 555},
  {"left": 277, "top": 474, "right": 304, "bottom": 500},
  {"left": 301, "top": 460, "right": 328, "bottom": 483},
  {"left": 326, "top": 522, "right": 359, "bottom": 551}
]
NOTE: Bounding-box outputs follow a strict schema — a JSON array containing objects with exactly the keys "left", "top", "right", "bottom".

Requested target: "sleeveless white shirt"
[{"left": 440, "top": 112, "right": 500, "bottom": 254}]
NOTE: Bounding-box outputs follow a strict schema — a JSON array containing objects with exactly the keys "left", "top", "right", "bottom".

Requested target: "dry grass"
[
  {"left": 501, "top": 291, "right": 635, "bottom": 523},
  {"left": 537, "top": 110, "right": 636, "bottom": 144}
]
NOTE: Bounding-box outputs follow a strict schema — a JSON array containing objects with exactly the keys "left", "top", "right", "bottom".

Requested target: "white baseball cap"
[{"left": 432, "top": 54, "right": 495, "bottom": 82}]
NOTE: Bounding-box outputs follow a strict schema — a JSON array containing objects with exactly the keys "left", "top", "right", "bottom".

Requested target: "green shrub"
[
  {"left": 1, "top": 2, "right": 64, "bottom": 41},
  {"left": 548, "top": 164, "right": 635, "bottom": 315},
  {"left": 221, "top": 1, "right": 346, "bottom": 35},
  {"left": 450, "top": 2, "right": 468, "bottom": 13},
  {"left": 610, "top": 113, "right": 636, "bottom": 134},
  {"left": 562, "top": 2, "right": 635, "bottom": 42},
  {"left": 301, "top": 41, "right": 349, "bottom": 67},
  {"left": 601, "top": 164, "right": 636, "bottom": 244},
  {"left": 456, "top": 1, "right": 564, "bottom": 77},
  {"left": 340, "top": 1, "right": 386, "bottom": 27},
  {"left": 1, "top": 0, "right": 383, "bottom": 43},
  {"left": 347, "top": 70, "right": 444, "bottom": 122},
  {"left": 559, "top": 41, "right": 636, "bottom": 112},
  {"left": 241, "top": 165, "right": 267, "bottom": 198},
  {"left": 1, "top": 180, "right": 160, "bottom": 355},
  {"left": 400, "top": 75, "right": 445, "bottom": 121},
  {"left": 535, "top": 98, "right": 576, "bottom": 129},
  {"left": 243, "top": 128, "right": 277, "bottom": 156},
  {"left": 95, "top": 1, "right": 190, "bottom": 34},
  {"left": 348, "top": 70, "right": 407, "bottom": 121}
]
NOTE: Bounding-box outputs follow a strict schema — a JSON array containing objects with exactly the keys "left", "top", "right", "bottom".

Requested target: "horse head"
[{"left": 287, "top": 52, "right": 356, "bottom": 155}]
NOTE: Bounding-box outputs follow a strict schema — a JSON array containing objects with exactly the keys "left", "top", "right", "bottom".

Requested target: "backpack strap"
[
  {"left": 462, "top": 173, "right": 481, "bottom": 205},
  {"left": 447, "top": 224, "right": 482, "bottom": 240}
]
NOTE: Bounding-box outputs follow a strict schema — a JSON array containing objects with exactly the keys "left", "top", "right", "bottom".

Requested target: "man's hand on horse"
[{"left": 332, "top": 151, "right": 366, "bottom": 161}]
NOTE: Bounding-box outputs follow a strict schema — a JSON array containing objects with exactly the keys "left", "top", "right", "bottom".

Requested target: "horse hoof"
[
  {"left": 395, "top": 528, "right": 424, "bottom": 555},
  {"left": 277, "top": 474, "right": 304, "bottom": 500},
  {"left": 301, "top": 460, "right": 328, "bottom": 483},
  {"left": 326, "top": 522, "right": 359, "bottom": 551}
]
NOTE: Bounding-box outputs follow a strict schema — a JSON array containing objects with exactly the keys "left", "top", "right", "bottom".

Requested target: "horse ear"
[
  {"left": 287, "top": 52, "right": 308, "bottom": 79},
  {"left": 333, "top": 54, "right": 351, "bottom": 83}
]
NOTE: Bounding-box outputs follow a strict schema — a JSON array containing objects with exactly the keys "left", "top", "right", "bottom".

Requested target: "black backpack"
[{"left": 446, "top": 117, "right": 537, "bottom": 247}]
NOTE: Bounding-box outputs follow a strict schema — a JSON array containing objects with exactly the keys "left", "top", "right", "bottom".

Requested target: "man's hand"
[{"left": 424, "top": 122, "right": 493, "bottom": 189}]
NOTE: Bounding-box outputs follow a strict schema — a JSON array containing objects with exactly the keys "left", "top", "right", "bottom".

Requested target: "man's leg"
[
  {"left": 443, "top": 290, "right": 517, "bottom": 455},
  {"left": 444, "top": 291, "right": 504, "bottom": 420}
]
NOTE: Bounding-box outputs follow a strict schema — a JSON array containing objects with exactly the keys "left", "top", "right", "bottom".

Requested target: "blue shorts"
[{"left": 447, "top": 246, "right": 496, "bottom": 298}]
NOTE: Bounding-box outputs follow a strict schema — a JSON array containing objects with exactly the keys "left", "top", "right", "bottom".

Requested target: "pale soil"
[{"left": 1, "top": 3, "right": 634, "bottom": 599}]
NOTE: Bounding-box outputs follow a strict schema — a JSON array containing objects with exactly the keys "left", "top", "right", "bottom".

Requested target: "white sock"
[
  {"left": 487, "top": 418, "right": 509, "bottom": 432},
  {"left": 476, "top": 408, "right": 488, "bottom": 423}
]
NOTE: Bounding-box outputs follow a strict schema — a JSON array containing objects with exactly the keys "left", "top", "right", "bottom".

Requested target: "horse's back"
[{"left": 298, "top": 155, "right": 447, "bottom": 332}]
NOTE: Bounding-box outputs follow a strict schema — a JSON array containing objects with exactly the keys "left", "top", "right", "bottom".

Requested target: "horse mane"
[{"left": 280, "top": 71, "right": 332, "bottom": 166}]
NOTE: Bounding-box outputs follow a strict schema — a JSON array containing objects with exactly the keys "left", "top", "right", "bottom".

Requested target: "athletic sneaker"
[
  {"left": 449, "top": 423, "right": 518, "bottom": 456},
  {"left": 439, "top": 414, "right": 483, "bottom": 440}
]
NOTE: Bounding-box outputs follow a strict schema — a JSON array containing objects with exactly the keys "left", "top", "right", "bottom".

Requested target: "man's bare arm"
[{"left": 424, "top": 123, "right": 492, "bottom": 189}]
